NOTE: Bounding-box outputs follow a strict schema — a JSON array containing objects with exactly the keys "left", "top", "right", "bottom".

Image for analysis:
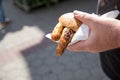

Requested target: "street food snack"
[{"left": 51, "top": 13, "right": 82, "bottom": 56}]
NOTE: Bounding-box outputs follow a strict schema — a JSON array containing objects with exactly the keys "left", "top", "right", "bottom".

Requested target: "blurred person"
[
  {"left": 0, "top": 0, "right": 11, "bottom": 29},
  {"left": 67, "top": 0, "right": 120, "bottom": 80}
]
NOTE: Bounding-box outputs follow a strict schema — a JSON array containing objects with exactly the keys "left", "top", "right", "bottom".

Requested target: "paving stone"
[
  {"left": 43, "top": 73, "right": 58, "bottom": 80},
  {"left": 38, "top": 65, "right": 50, "bottom": 75},
  {"left": 58, "top": 71, "right": 75, "bottom": 80},
  {"left": 24, "top": 54, "right": 43, "bottom": 69},
  {"left": 65, "top": 61, "right": 81, "bottom": 71},
  {"left": 44, "top": 56, "right": 57, "bottom": 65},
  {"left": 58, "top": 55, "right": 73, "bottom": 64},
  {"left": 1, "top": 59, "right": 31, "bottom": 80},
  {"left": 89, "top": 75, "right": 109, "bottom": 80},
  {"left": 0, "top": 69, "right": 6, "bottom": 80},
  {"left": 50, "top": 63, "right": 65, "bottom": 74},
  {"left": 75, "top": 69, "right": 91, "bottom": 80},
  {"left": 80, "top": 57, "right": 100, "bottom": 69},
  {"left": 29, "top": 74, "right": 43, "bottom": 80},
  {"left": 102, "top": 76, "right": 110, "bottom": 80},
  {"left": 71, "top": 52, "right": 87, "bottom": 63},
  {"left": 91, "top": 68, "right": 107, "bottom": 79}
]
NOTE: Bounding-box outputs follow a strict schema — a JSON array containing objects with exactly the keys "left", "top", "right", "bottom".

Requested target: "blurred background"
[{"left": 0, "top": 0, "right": 109, "bottom": 80}]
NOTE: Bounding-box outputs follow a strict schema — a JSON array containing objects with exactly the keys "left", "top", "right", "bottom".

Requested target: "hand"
[{"left": 67, "top": 10, "right": 120, "bottom": 53}]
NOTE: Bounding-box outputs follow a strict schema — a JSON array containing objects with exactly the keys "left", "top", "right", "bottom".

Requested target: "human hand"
[{"left": 67, "top": 10, "right": 120, "bottom": 53}]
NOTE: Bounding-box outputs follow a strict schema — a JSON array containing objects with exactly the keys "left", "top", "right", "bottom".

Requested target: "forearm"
[
  {"left": 117, "top": 24, "right": 120, "bottom": 47},
  {"left": 115, "top": 20, "right": 120, "bottom": 48},
  {"left": 107, "top": 18, "right": 120, "bottom": 49}
]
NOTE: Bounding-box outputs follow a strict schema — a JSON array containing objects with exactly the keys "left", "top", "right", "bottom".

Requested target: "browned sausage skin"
[
  {"left": 51, "top": 23, "right": 64, "bottom": 41},
  {"left": 51, "top": 13, "right": 82, "bottom": 56},
  {"left": 56, "top": 28, "right": 75, "bottom": 56}
]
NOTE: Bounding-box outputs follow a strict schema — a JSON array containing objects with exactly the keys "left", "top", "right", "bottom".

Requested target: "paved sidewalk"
[{"left": 0, "top": 0, "right": 109, "bottom": 80}]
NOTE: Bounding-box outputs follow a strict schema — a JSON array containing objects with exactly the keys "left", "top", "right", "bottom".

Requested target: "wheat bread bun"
[{"left": 58, "top": 13, "right": 82, "bottom": 31}]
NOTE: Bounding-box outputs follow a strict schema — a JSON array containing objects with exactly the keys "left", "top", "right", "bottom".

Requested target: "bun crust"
[
  {"left": 51, "top": 12, "right": 82, "bottom": 56},
  {"left": 59, "top": 13, "right": 82, "bottom": 31}
]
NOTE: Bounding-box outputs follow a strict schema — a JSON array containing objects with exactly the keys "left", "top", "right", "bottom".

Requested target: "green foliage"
[
  {"left": 15, "top": 0, "right": 59, "bottom": 12},
  {"left": 17, "top": 0, "right": 58, "bottom": 6}
]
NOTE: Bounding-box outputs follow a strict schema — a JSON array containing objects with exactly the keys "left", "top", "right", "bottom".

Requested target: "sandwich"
[{"left": 51, "top": 13, "right": 82, "bottom": 56}]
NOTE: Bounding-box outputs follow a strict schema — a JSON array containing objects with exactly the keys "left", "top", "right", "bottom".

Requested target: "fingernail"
[
  {"left": 73, "top": 10, "right": 79, "bottom": 12},
  {"left": 74, "top": 10, "right": 82, "bottom": 13},
  {"left": 73, "top": 10, "right": 85, "bottom": 17},
  {"left": 73, "top": 10, "right": 79, "bottom": 15}
]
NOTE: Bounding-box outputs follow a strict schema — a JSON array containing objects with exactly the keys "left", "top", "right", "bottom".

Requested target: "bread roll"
[
  {"left": 59, "top": 13, "right": 82, "bottom": 31},
  {"left": 51, "top": 12, "right": 82, "bottom": 56}
]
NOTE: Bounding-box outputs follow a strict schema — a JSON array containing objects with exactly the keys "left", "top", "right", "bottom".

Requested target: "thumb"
[
  {"left": 67, "top": 40, "right": 87, "bottom": 52},
  {"left": 73, "top": 10, "right": 98, "bottom": 26}
]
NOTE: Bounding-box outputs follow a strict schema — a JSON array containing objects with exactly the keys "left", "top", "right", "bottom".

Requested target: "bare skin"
[{"left": 67, "top": 10, "right": 120, "bottom": 53}]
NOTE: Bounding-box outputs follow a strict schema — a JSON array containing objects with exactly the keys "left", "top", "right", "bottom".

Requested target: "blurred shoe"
[
  {"left": 1, "top": 18, "right": 11, "bottom": 26},
  {"left": 0, "top": 18, "right": 11, "bottom": 30},
  {"left": 0, "top": 24, "right": 3, "bottom": 30}
]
